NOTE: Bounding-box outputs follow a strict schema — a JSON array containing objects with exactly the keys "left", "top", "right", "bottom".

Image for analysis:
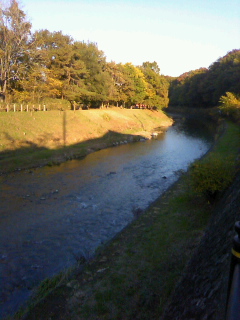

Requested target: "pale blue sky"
[{"left": 21, "top": 0, "right": 239, "bottom": 76}]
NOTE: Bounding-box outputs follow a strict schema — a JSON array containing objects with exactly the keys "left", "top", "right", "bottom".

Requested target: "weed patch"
[
  {"left": 190, "top": 157, "right": 235, "bottom": 199},
  {"left": 189, "top": 122, "right": 240, "bottom": 201}
]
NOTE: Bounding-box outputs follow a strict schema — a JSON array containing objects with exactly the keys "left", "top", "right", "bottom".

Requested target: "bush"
[
  {"left": 42, "top": 98, "right": 71, "bottom": 110},
  {"left": 189, "top": 157, "right": 235, "bottom": 200},
  {"left": 219, "top": 92, "right": 240, "bottom": 122}
]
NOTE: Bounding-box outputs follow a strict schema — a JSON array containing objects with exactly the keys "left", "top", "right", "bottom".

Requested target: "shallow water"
[{"left": 0, "top": 117, "right": 214, "bottom": 318}]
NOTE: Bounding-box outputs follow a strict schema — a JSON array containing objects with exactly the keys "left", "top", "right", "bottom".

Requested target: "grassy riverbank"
[
  {"left": 13, "top": 120, "right": 240, "bottom": 320},
  {"left": 0, "top": 108, "right": 172, "bottom": 173}
]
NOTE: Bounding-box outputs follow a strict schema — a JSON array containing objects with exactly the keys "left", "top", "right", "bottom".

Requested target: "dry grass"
[
  {"left": 0, "top": 108, "right": 173, "bottom": 173},
  {"left": 0, "top": 108, "right": 171, "bottom": 150}
]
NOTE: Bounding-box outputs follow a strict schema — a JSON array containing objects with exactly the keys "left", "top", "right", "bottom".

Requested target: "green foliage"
[
  {"left": 42, "top": 98, "right": 71, "bottom": 110},
  {"left": 169, "top": 50, "right": 240, "bottom": 108},
  {"left": 219, "top": 92, "right": 240, "bottom": 121},
  {"left": 0, "top": 0, "right": 32, "bottom": 101},
  {"left": 189, "top": 157, "right": 235, "bottom": 199},
  {"left": 140, "top": 61, "right": 169, "bottom": 109},
  {"left": 1, "top": 1, "right": 170, "bottom": 109},
  {"left": 1, "top": 1, "right": 239, "bottom": 111},
  {"left": 169, "top": 68, "right": 208, "bottom": 107},
  {"left": 189, "top": 121, "right": 240, "bottom": 201}
]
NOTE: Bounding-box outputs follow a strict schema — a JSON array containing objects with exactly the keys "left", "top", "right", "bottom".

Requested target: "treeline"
[
  {"left": 1, "top": 1, "right": 239, "bottom": 111},
  {"left": 169, "top": 49, "right": 240, "bottom": 108},
  {"left": 0, "top": 0, "right": 169, "bottom": 110}
]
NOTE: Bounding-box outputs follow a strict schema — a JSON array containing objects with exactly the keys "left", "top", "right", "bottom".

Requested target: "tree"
[
  {"left": 169, "top": 50, "right": 240, "bottom": 108},
  {"left": 74, "top": 41, "right": 111, "bottom": 107},
  {"left": 219, "top": 92, "right": 240, "bottom": 121},
  {"left": 104, "top": 61, "right": 121, "bottom": 106},
  {"left": 27, "top": 30, "right": 91, "bottom": 106},
  {"left": 106, "top": 62, "right": 139, "bottom": 107},
  {"left": 0, "top": 0, "right": 31, "bottom": 101},
  {"left": 140, "top": 61, "right": 169, "bottom": 109},
  {"left": 207, "top": 50, "right": 240, "bottom": 105},
  {"left": 142, "top": 61, "right": 160, "bottom": 74},
  {"left": 123, "top": 63, "right": 148, "bottom": 106}
]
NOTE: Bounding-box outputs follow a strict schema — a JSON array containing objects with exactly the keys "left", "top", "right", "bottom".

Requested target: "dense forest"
[
  {"left": 0, "top": 0, "right": 239, "bottom": 111},
  {"left": 169, "top": 49, "right": 240, "bottom": 108}
]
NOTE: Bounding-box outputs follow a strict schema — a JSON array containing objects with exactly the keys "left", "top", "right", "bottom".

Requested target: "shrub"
[
  {"left": 42, "top": 98, "right": 71, "bottom": 110},
  {"left": 219, "top": 92, "right": 240, "bottom": 122},
  {"left": 189, "top": 157, "right": 235, "bottom": 200}
]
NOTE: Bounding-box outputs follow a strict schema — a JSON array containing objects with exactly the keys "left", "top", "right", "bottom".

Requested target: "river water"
[{"left": 0, "top": 116, "right": 214, "bottom": 318}]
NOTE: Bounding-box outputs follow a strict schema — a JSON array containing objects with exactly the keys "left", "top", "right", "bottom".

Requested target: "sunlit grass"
[{"left": 0, "top": 109, "right": 172, "bottom": 173}]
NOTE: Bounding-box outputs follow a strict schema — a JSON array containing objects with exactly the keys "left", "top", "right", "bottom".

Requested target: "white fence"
[{"left": 0, "top": 104, "right": 48, "bottom": 112}]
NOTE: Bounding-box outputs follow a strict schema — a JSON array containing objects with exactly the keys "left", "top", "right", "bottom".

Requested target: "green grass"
[{"left": 214, "top": 121, "right": 240, "bottom": 155}]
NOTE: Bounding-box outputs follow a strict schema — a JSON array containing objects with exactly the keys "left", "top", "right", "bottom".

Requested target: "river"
[{"left": 0, "top": 116, "right": 215, "bottom": 318}]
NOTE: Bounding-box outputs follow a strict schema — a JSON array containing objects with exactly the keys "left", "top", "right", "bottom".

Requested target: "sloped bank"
[
  {"left": 162, "top": 171, "right": 240, "bottom": 320},
  {"left": 0, "top": 108, "right": 173, "bottom": 173}
]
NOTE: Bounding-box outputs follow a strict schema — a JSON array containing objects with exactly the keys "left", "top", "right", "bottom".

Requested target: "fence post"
[
  {"left": 44, "top": 104, "right": 46, "bottom": 111},
  {"left": 7, "top": 104, "right": 9, "bottom": 112},
  {"left": 27, "top": 105, "right": 29, "bottom": 112},
  {"left": 14, "top": 104, "right": 16, "bottom": 112},
  {"left": 21, "top": 104, "right": 23, "bottom": 112}
]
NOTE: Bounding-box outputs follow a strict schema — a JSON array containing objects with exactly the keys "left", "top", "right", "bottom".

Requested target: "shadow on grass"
[{"left": 0, "top": 130, "right": 150, "bottom": 173}]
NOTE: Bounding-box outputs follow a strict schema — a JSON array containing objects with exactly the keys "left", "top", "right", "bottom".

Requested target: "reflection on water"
[
  {"left": 0, "top": 118, "right": 214, "bottom": 318},
  {"left": 174, "top": 117, "right": 216, "bottom": 141}
]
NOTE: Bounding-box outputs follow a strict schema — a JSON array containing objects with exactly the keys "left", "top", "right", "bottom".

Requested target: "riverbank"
[
  {"left": 12, "top": 120, "right": 240, "bottom": 320},
  {"left": 0, "top": 108, "right": 173, "bottom": 174},
  {"left": 162, "top": 170, "right": 240, "bottom": 320}
]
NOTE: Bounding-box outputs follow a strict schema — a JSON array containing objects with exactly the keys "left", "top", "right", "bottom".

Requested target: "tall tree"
[
  {"left": 0, "top": 0, "right": 31, "bottom": 101},
  {"left": 140, "top": 61, "right": 169, "bottom": 109},
  {"left": 105, "top": 62, "right": 136, "bottom": 107},
  {"left": 74, "top": 41, "right": 110, "bottom": 107},
  {"left": 123, "top": 63, "right": 148, "bottom": 106},
  {"left": 27, "top": 30, "right": 90, "bottom": 105}
]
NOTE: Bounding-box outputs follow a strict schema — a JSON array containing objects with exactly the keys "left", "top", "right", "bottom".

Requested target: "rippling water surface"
[{"left": 0, "top": 117, "right": 214, "bottom": 318}]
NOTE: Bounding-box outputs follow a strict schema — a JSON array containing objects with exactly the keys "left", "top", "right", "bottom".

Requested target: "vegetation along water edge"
[{"left": 10, "top": 118, "right": 240, "bottom": 320}]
